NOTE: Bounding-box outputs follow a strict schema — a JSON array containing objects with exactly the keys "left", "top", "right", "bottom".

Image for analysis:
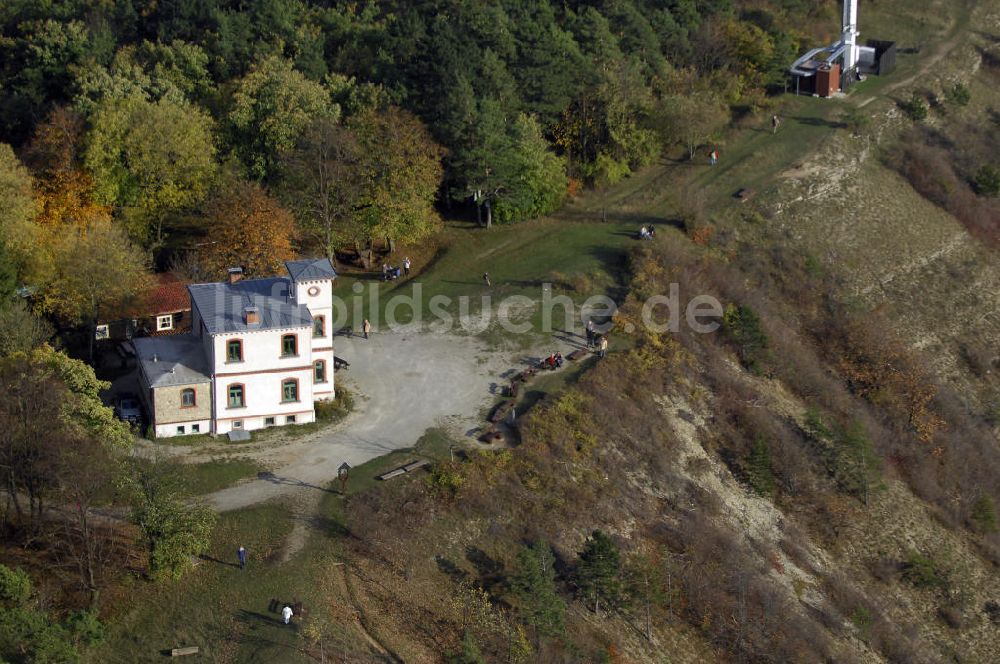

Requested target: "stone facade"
[{"left": 150, "top": 382, "right": 211, "bottom": 425}]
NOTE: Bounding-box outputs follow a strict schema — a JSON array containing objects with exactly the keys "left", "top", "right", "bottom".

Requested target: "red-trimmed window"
[
  {"left": 313, "top": 315, "right": 325, "bottom": 338},
  {"left": 227, "top": 384, "right": 245, "bottom": 408},
  {"left": 226, "top": 339, "right": 243, "bottom": 362},
  {"left": 281, "top": 334, "right": 297, "bottom": 357},
  {"left": 314, "top": 360, "right": 326, "bottom": 383},
  {"left": 281, "top": 378, "right": 299, "bottom": 403},
  {"left": 181, "top": 388, "right": 196, "bottom": 407}
]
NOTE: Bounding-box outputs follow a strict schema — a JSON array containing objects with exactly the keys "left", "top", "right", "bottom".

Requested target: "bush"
[
  {"left": 722, "top": 303, "right": 768, "bottom": 372},
  {"left": 0, "top": 565, "right": 32, "bottom": 605},
  {"left": 745, "top": 436, "right": 776, "bottom": 497},
  {"left": 901, "top": 551, "right": 949, "bottom": 590},
  {"left": 315, "top": 387, "right": 353, "bottom": 422},
  {"left": 971, "top": 494, "right": 999, "bottom": 533},
  {"left": 975, "top": 164, "right": 1000, "bottom": 197},
  {"left": 840, "top": 108, "right": 872, "bottom": 136},
  {"left": 901, "top": 93, "right": 928, "bottom": 121},
  {"left": 427, "top": 461, "right": 465, "bottom": 499},
  {"left": 945, "top": 83, "right": 971, "bottom": 107}
]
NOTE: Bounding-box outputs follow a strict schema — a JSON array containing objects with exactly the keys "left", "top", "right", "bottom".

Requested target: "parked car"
[{"left": 115, "top": 395, "right": 142, "bottom": 425}]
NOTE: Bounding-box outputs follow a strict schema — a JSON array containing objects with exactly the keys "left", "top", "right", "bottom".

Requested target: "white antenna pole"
[{"left": 842, "top": 0, "right": 859, "bottom": 71}]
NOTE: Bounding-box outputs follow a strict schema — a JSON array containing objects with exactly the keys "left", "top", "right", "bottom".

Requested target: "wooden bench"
[
  {"left": 377, "top": 468, "right": 406, "bottom": 481},
  {"left": 403, "top": 459, "right": 430, "bottom": 472},
  {"left": 170, "top": 646, "right": 199, "bottom": 657}
]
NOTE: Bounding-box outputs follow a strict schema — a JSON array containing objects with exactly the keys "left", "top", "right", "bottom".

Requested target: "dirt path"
[{"left": 204, "top": 325, "right": 586, "bottom": 512}]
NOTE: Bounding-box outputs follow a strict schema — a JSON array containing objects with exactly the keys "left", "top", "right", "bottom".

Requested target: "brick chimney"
[
  {"left": 244, "top": 306, "right": 260, "bottom": 326},
  {"left": 228, "top": 267, "right": 243, "bottom": 284}
]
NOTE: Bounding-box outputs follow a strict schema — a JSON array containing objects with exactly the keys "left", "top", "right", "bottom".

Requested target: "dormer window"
[
  {"left": 244, "top": 306, "right": 260, "bottom": 326},
  {"left": 157, "top": 315, "right": 173, "bottom": 331},
  {"left": 281, "top": 334, "right": 297, "bottom": 357}
]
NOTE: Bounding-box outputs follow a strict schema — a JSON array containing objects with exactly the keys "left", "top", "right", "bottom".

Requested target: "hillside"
[{"left": 5, "top": 1, "right": 1000, "bottom": 663}]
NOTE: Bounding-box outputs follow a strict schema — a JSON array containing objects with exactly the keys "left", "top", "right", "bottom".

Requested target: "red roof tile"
[{"left": 143, "top": 274, "right": 191, "bottom": 316}]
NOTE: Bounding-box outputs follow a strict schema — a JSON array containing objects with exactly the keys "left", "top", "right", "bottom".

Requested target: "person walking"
[
  {"left": 362, "top": 318, "right": 371, "bottom": 340},
  {"left": 483, "top": 272, "right": 491, "bottom": 287},
  {"left": 598, "top": 335, "right": 608, "bottom": 359},
  {"left": 771, "top": 114, "right": 780, "bottom": 134},
  {"left": 237, "top": 546, "right": 247, "bottom": 571},
  {"left": 709, "top": 149, "right": 718, "bottom": 166},
  {"left": 403, "top": 256, "right": 411, "bottom": 276},
  {"left": 586, "top": 318, "right": 595, "bottom": 347},
  {"left": 282, "top": 605, "right": 293, "bottom": 625}
]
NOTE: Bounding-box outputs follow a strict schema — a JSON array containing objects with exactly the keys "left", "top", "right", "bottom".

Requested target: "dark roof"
[
  {"left": 134, "top": 335, "right": 210, "bottom": 388},
  {"left": 285, "top": 258, "right": 337, "bottom": 282},
  {"left": 188, "top": 277, "right": 312, "bottom": 335}
]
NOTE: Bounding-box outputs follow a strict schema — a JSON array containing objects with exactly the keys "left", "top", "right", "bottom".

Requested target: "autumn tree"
[
  {"left": 228, "top": 56, "right": 338, "bottom": 181},
  {"left": 200, "top": 180, "right": 297, "bottom": 278},
  {"left": 25, "top": 107, "right": 111, "bottom": 232},
  {"left": 37, "top": 221, "right": 152, "bottom": 361},
  {"left": 279, "top": 117, "right": 363, "bottom": 264},
  {"left": 84, "top": 94, "right": 217, "bottom": 246}
]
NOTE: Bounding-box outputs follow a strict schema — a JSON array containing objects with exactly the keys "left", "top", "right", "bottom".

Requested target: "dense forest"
[{"left": 0, "top": 0, "right": 828, "bottom": 288}]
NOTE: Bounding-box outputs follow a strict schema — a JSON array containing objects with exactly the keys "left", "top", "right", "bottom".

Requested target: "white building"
[{"left": 133, "top": 259, "right": 337, "bottom": 438}]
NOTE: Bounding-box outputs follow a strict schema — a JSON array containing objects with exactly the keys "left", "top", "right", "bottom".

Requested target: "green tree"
[
  {"left": 0, "top": 564, "right": 103, "bottom": 663},
  {"left": 722, "top": 303, "right": 768, "bottom": 372},
  {"left": 0, "top": 298, "right": 53, "bottom": 356},
  {"left": 492, "top": 115, "right": 568, "bottom": 224},
  {"left": 348, "top": 106, "right": 444, "bottom": 255},
  {"left": 126, "top": 459, "right": 217, "bottom": 582},
  {"left": 0, "top": 144, "right": 39, "bottom": 282},
  {"left": 84, "top": 94, "right": 217, "bottom": 245},
  {"left": 652, "top": 92, "right": 729, "bottom": 160},
  {"left": 576, "top": 530, "right": 626, "bottom": 616},
  {"left": 745, "top": 435, "right": 775, "bottom": 497},
  {"left": 37, "top": 221, "right": 152, "bottom": 361},
  {"left": 448, "top": 631, "right": 486, "bottom": 664},
  {"left": 510, "top": 541, "right": 565, "bottom": 638},
  {"left": 228, "top": 55, "right": 338, "bottom": 180}
]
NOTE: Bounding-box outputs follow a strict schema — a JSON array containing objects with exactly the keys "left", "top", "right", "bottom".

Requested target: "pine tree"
[
  {"left": 576, "top": 530, "right": 626, "bottom": 616},
  {"left": 510, "top": 541, "right": 565, "bottom": 638}
]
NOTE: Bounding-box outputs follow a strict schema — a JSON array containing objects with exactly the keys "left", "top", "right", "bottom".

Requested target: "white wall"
[
  {"left": 294, "top": 277, "right": 335, "bottom": 399},
  {"left": 155, "top": 419, "right": 212, "bottom": 438},
  {"left": 211, "top": 325, "right": 315, "bottom": 434}
]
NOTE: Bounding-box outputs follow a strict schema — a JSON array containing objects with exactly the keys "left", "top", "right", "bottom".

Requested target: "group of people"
[
  {"left": 381, "top": 256, "right": 412, "bottom": 281},
  {"left": 586, "top": 319, "right": 609, "bottom": 358},
  {"left": 542, "top": 352, "right": 564, "bottom": 370},
  {"left": 638, "top": 225, "right": 656, "bottom": 240}
]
